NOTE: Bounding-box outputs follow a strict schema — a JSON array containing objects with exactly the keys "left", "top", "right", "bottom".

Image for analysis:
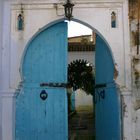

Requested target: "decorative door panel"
[
  {"left": 16, "top": 22, "right": 68, "bottom": 140},
  {"left": 95, "top": 34, "right": 121, "bottom": 140}
]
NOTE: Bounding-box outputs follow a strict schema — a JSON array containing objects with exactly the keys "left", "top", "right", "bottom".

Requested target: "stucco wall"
[
  {"left": 129, "top": 0, "right": 140, "bottom": 139},
  {"left": 68, "top": 51, "right": 95, "bottom": 65},
  {"left": 9, "top": 1, "right": 130, "bottom": 90},
  {"left": 1, "top": 1, "right": 11, "bottom": 91}
]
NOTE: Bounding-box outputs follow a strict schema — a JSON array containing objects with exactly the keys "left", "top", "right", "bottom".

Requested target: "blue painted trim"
[{"left": 20, "top": 17, "right": 115, "bottom": 80}]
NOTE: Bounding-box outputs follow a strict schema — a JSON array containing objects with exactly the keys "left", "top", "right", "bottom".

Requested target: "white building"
[{"left": 0, "top": 0, "right": 140, "bottom": 140}]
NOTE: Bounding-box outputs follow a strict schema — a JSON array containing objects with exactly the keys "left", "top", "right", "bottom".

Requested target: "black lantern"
[{"left": 63, "top": 0, "right": 74, "bottom": 21}]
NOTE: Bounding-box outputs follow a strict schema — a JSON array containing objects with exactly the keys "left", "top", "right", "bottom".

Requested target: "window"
[
  {"left": 17, "top": 13, "right": 24, "bottom": 31},
  {"left": 111, "top": 11, "right": 117, "bottom": 28}
]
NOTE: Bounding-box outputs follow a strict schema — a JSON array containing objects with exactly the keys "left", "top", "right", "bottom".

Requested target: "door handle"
[{"left": 40, "top": 90, "right": 48, "bottom": 101}]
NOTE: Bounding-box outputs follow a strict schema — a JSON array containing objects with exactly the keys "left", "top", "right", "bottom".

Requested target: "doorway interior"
[
  {"left": 67, "top": 21, "right": 95, "bottom": 140},
  {"left": 67, "top": 20, "right": 121, "bottom": 140}
]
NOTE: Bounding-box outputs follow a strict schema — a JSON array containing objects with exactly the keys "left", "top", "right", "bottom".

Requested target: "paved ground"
[{"left": 68, "top": 108, "right": 95, "bottom": 140}]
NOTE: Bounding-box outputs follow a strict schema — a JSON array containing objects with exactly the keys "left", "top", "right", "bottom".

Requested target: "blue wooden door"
[
  {"left": 95, "top": 34, "right": 121, "bottom": 140},
  {"left": 16, "top": 22, "right": 68, "bottom": 140}
]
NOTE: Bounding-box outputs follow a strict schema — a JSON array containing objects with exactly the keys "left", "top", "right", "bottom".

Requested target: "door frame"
[
  {"left": 20, "top": 18, "right": 115, "bottom": 79},
  {"left": 18, "top": 17, "right": 120, "bottom": 139}
]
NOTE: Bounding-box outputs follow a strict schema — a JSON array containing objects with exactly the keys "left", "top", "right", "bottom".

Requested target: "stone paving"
[{"left": 68, "top": 108, "right": 95, "bottom": 140}]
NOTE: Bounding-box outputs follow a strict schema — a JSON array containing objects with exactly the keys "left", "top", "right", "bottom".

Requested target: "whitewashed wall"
[
  {"left": 10, "top": 2, "right": 129, "bottom": 89},
  {"left": 0, "top": 0, "right": 134, "bottom": 140},
  {"left": 68, "top": 51, "right": 95, "bottom": 65},
  {"left": 75, "top": 89, "right": 93, "bottom": 110}
]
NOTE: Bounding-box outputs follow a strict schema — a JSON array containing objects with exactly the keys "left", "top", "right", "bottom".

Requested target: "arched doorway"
[{"left": 15, "top": 18, "right": 121, "bottom": 140}]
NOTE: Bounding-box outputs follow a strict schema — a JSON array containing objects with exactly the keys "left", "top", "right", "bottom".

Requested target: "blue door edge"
[{"left": 95, "top": 34, "right": 121, "bottom": 140}]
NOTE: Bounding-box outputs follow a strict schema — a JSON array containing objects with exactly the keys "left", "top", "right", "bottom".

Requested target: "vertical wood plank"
[
  {"left": 16, "top": 22, "right": 68, "bottom": 140},
  {"left": 95, "top": 34, "right": 121, "bottom": 140}
]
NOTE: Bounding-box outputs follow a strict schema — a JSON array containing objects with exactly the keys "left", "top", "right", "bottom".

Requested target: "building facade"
[{"left": 0, "top": 0, "right": 139, "bottom": 140}]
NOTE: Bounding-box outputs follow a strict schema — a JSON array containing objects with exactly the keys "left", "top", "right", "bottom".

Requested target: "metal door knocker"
[{"left": 40, "top": 90, "right": 48, "bottom": 101}]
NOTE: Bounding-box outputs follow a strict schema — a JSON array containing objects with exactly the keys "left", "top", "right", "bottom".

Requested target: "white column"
[
  {"left": 1, "top": 92, "right": 15, "bottom": 140},
  {"left": 0, "top": 1, "right": 4, "bottom": 139},
  {"left": 121, "top": 92, "right": 133, "bottom": 140},
  {"left": 1, "top": 1, "right": 11, "bottom": 90},
  {"left": 0, "top": 0, "right": 3, "bottom": 90},
  {"left": 122, "top": 0, "right": 131, "bottom": 89},
  {"left": 0, "top": 1, "right": 16, "bottom": 140},
  {"left": 121, "top": 0, "right": 135, "bottom": 139}
]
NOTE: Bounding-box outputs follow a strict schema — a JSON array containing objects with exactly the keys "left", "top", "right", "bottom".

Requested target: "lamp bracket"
[{"left": 53, "top": 3, "right": 65, "bottom": 16}]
